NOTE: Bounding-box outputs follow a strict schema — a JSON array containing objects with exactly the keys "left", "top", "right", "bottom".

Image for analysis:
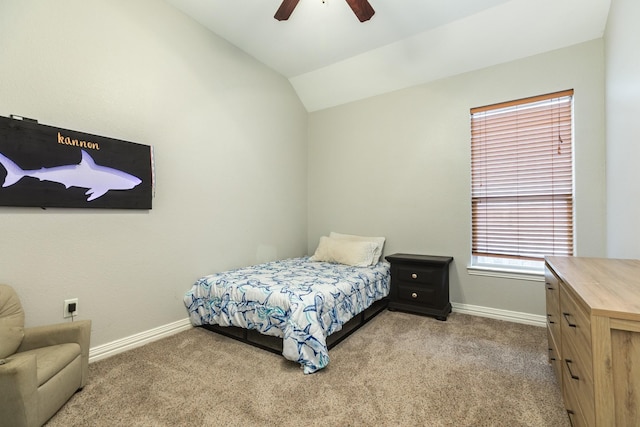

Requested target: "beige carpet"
[{"left": 46, "top": 311, "right": 569, "bottom": 427}]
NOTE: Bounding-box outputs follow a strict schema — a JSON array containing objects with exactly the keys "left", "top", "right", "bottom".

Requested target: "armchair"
[{"left": 0, "top": 284, "right": 91, "bottom": 427}]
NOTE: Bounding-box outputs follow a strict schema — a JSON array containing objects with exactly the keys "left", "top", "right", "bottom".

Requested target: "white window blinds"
[{"left": 471, "top": 90, "right": 574, "bottom": 261}]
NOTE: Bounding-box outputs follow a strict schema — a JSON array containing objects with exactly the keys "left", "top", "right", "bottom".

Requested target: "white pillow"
[
  {"left": 329, "top": 232, "right": 386, "bottom": 264},
  {"left": 309, "top": 236, "right": 378, "bottom": 267}
]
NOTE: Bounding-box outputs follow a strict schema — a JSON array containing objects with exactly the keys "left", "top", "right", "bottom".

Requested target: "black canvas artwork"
[{"left": 0, "top": 116, "right": 153, "bottom": 209}]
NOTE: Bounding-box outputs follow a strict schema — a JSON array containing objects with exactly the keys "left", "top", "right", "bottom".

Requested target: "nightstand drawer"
[
  {"left": 395, "top": 265, "right": 441, "bottom": 284},
  {"left": 396, "top": 282, "right": 439, "bottom": 305}
]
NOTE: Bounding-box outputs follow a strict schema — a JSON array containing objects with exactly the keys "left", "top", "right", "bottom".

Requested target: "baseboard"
[
  {"left": 452, "top": 302, "right": 546, "bottom": 327},
  {"left": 89, "top": 318, "right": 193, "bottom": 363},
  {"left": 88, "top": 305, "right": 545, "bottom": 362}
]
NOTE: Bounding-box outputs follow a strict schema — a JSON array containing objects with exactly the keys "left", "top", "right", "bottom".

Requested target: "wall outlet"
[{"left": 63, "top": 298, "right": 79, "bottom": 318}]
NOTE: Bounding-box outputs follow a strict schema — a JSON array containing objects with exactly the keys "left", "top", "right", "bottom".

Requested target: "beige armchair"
[{"left": 0, "top": 284, "right": 91, "bottom": 427}]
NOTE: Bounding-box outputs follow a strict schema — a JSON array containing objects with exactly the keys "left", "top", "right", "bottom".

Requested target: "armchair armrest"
[
  {"left": 0, "top": 353, "right": 38, "bottom": 427},
  {"left": 18, "top": 320, "right": 91, "bottom": 353},
  {"left": 17, "top": 320, "right": 92, "bottom": 386}
]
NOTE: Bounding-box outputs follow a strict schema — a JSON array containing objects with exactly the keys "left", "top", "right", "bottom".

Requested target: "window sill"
[{"left": 467, "top": 265, "right": 544, "bottom": 282}]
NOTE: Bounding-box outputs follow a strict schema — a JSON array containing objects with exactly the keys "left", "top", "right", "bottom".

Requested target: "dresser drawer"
[
  {"left": 547, "top": 327, "right": 562, "bottom": 387},
  {"left": 562, "top": 351, "right": 595, "bottom": 427},
  {"left": 545, "top": 271, "right": 562, "bottom": 344},
  {"left": 545, "top": 264, "right": 560, "bottom": 294},
  {"left": 545, "top": 266, "right": 561, "bottom": 319},
  {"left": 561, "top": 286, "right": 595, "bottom": 427},
  {"left": 562, "top": 340, "right": 595, "bottom": 423},
  {"left": 562, "top": 370, "right": 591, "bottom": 427},
  {"left": 560, "top": 285, "right": 592, "bottom": 362},
  {"left": 547, "top": 317, "right": 562, "bottom": 358}
]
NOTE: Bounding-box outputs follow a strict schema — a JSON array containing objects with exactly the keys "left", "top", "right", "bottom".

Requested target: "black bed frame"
[{"left": 199, "top": 297, "right": 389, "bottom": 355}]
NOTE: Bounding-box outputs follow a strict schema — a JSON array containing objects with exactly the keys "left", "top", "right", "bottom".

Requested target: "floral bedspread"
[{"left": 183, "top": 257, "right": 390, "bottom": 373}]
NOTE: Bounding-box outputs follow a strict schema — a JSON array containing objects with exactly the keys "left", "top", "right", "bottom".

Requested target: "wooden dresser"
[{"left": 545, "top": 256, "right": 640, "bottom": 426}]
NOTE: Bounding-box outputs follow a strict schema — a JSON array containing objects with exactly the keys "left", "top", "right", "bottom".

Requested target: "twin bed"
[{"left": 183, "top": 233, "right": 389, "bottom": 374}]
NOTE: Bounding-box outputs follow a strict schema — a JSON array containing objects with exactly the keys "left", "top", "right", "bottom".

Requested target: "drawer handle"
[
  {"left": 562, "top": 312, "right": 577, "bottom": 328},
  {"left": 545, "top": 282, "right": 554, "bottom": 291},
  {"left": 548, "top": 348, "right": 556, "bottom": 361},
  {"left": 547, "top": 314, "right": 555, "bottom": 324},
  {"left": 565, "top": 359, "right": 580, "bottom": 380},
  {"left": 411, "top": 292, "right": 418, "bottom": 299},
  {"left": 411, "top": 273, "right": 418, "bottom": 279}
]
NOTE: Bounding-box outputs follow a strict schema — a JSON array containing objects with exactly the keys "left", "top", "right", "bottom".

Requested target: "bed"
[{"left": 184, "top": 233, "right": 390, "bottom": 374}]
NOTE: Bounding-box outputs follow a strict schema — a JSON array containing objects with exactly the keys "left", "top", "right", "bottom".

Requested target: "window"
[{"left": 470, "top": 90, "right": 574, "bottom": 274}]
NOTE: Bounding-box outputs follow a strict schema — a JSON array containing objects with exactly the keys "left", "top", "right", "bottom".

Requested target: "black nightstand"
[{"left": 385, "top": 253, "right": 453, "bottom": 321}]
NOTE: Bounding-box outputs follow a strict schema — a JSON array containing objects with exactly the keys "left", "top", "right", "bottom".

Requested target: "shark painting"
[{"left": 0, "top": 149, "right": 142, "bottom": 201}]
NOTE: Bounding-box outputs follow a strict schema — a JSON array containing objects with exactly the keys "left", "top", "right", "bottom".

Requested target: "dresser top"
[{"left": 546, "top": 256, "right": 640, "bottom": 320}]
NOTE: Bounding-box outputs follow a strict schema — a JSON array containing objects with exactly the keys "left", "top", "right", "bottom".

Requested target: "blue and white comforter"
[{"left": 184, "top": 257, "right": 390, "bottom": 374}]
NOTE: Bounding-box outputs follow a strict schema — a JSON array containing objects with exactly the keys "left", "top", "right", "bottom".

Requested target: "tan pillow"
[
  {"left": 0, "top": 326, "right": 24, "bottom": 358},
  {"left": 309, "top": 236, "right": 378, "bottom": 267},
  {"left": 329, "top": 232, "right": 386, "bottom": 264},
  {"left": 0, "top": 284, "right": 25, "bottom": 328}
]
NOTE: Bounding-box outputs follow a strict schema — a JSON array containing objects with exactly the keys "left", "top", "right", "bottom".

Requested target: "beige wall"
[
  {"left": 308, "top": 40, "right": 606, "bottom": 316},
  {"left": 0, "top": 0, "right": 308, "bottom": 346},
  {"left": 0, "top": 0, "right": 613, "bottom": 349},
  {"left": 605, "top": 0, "right": 640, "bottom": 259}
]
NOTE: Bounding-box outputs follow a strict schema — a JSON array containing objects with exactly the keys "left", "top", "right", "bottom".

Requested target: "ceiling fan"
[{"left": 274, "top": 0, "right": 375, "bottom": 22}]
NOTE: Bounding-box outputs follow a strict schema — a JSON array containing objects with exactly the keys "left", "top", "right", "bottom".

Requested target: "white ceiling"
[{"left": 166, "top": 0, "right": 611, "bottom": 111}]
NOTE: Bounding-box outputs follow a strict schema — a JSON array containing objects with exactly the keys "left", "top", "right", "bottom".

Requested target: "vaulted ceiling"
[{"left": 166, "top": 0, "right": 611, "bottom": 111}]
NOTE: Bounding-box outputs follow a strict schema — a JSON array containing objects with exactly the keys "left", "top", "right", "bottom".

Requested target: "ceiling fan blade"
[
  {"left": 274, "top": 0, "right": 301, "bottom": 21},
  {"left": 345, "top": 0, "right": 375, "bottom": 22}
]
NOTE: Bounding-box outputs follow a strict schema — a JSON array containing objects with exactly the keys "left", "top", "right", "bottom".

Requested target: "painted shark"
[{"left": 0, "top": 149, "right": 142, "bottom": 201}]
